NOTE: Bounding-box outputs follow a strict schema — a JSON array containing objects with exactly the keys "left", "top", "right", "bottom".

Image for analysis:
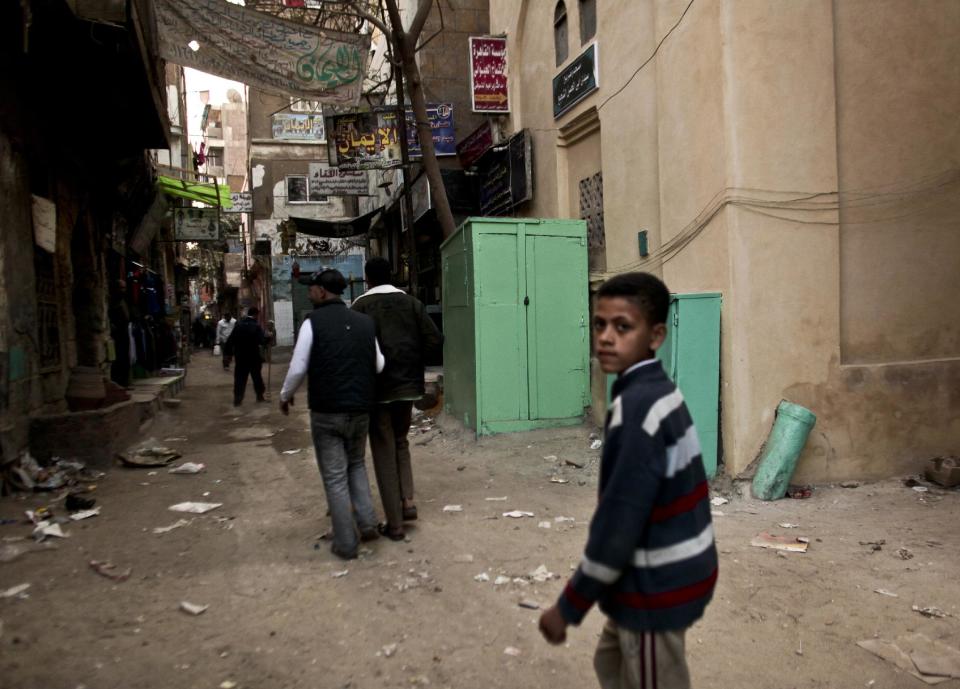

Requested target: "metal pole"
[{"left": 392, "top": 39, "right": 418, "bottom": 297}]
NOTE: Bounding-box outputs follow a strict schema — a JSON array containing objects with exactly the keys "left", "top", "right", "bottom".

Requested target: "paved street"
[{"left": 1, "top": 353, "right": 958, "bottom": 689}]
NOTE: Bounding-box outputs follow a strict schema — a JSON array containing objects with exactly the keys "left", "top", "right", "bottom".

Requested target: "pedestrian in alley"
[
  {"left": 226, "top": 307, "right": 270, "bottom": 406},
  {"left": 279, "top": 269, "right": 385, "bottom": 560},
  {"left": 352, "top": 257, "right": 442, "bottom": 541},
  {"left": 216, "top": 311, "right": 236, "bottom": 370},
  {"left": 538, "top": 273, "right": 717, "bottom": 689}
]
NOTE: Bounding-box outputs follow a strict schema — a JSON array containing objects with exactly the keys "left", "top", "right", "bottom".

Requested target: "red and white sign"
[{"left": 470, "top": 36, "right": 509, "bottom": 113}]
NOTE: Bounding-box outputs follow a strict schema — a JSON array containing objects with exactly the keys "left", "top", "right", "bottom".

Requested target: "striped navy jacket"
[{"left": 557, "top": 358, "right": 718, "bottom": 632}]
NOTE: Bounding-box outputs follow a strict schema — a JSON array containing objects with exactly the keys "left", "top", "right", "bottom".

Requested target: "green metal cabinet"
[{"left": 441, "top": 218, "right": 591, "bottom": 435}]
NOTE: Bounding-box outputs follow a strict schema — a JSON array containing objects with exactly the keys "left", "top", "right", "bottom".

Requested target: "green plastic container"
[{"left": 752, "top": 401, "right": 817, "bottom": 501}]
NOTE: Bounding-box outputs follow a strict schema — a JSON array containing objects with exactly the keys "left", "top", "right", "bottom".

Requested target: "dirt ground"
[{"left": 1, "top": 352, "right": 958, "bottom": 689}]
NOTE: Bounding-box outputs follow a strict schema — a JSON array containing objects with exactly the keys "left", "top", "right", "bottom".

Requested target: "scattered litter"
[
  {"left": 543, "top": 455, "right": 558, "bottom": 461},
  {"left": 14, "top": 455, "right": 91, "bottom": 491},
  {"left": 874, "top": 589, "right": 899, "bottom": 598},
  {"left": 750, "top": 532, "right": 809, "bottom": 553},
  {"left": 503, "top": 511, "right": 535, "bottom": 519},
  {"left": 65, "top": 493, "right": 96, "bottom": 511},
  {"left": 168, "top": 502, "right": 222, "bottom": 514},
  {"left": 913, "top": 605, "right": 950, "bottom": 619},
  {"left": 912, "top": 486, "right": 930, "bottom": 493},
  {"left": 32, "top": 522, "right": 67, "bottom": 541},
  {"left": 118, "top": 447, "right": 181, "bottom": 468},
  {"left": 281, "top": 449, "right": 302, "bottom": 455},
  {"left": 554, "top": 516, "right": 575, "bottom": 523},
  {"left": 453, "top": 554, "right": 474, "bottom": 563},
  {"left": 897, "top": 547, "right": 914, "bottom": 560},
  {"left": 858, "top": 633, "right": 960, "bottom": 684},
  {"left": 473, "top": 573, "right": 490, "bottom": 583},
  {"left": 518, "top": 599, "right": 541, "bottom": 610},
  {"left": 494, "top": 575, "right": 511, "bottom": 586},
  {"left": 529, "top": 565, "right": 556, "bottom": 582},
  {"left": 925, "top": 456, "right": 960, "bottom": 488},
  {"left": 590, "top": 439, "right": 603, "bottom": 450},
  {"left": 504, "top": 646, "right": 522, "bottom": 657},
  {"left": 1, "top": 583, "right": 31, "bottom": 599},
  {"left": 331, "top": 570, "right": 349, "bottom": 579},
  {"left": 860, "top": 540, "right": 885, "bottom": 552},
  {"left": 777, "top": 523, "right": 800, "bottom": 529},
  {"left": 220, "top": 682, "right": 237, "bottom": 689},
  {"left": 442, "top": 505, "right": 463, "bottom": 513},
  {"left": 840, "top": 481, "right": 861, "bottom": 488},
  {"left": 153, "top": 519, "right": 191, "bottom": 534},
  {"left": 786, "top": 485, "right": 813, "bottom": 500},
  {"left": 550, "top": 477, "right": 569, "bottom": 484},
  {"left": 25, "top": 508, "right": 52, "bottom": 524},
  {"left": 169, "top": 463, "right": 206, "bottom": 475},
  {"left": 710, "top": 496, "right": 729, "bottom": 507},
  {"left": 485, "top": 497, "right": 508, "bottom": 502},
  {"left": 564, "top": 458, "right": 585, "bottom": 468},
  {"left": 179, "top": 601, "right": 208, "bottom": 616},
  {"left": 381, "top": 643, "right": 397, "bottom": 658},
  {"left": 89, "top": 560, "right": 131, "bottom": 582},
  {"left": 69, "top": 508, "right": 101, "bottom": 521},
  {"left": 538, "top": 521, "right": 552, "bottom": 529}
]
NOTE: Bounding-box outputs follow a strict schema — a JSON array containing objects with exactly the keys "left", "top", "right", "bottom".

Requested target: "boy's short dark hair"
[
  {"left": 596, "top": 272, "right": 671, "bottom": 325},
  {"left": 364, "top": 257, "right": 391, "bottom": 287},
  {"left": 247, "top": 306, "right": 260, "bottom": 317},
  {"left": 311, "top": 269, "right": 347, "bottom": 295}
]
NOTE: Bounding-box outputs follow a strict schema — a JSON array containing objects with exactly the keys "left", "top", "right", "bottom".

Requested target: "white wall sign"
[{"left": 31, "top": 195, "right": 57, "bottom": 253}]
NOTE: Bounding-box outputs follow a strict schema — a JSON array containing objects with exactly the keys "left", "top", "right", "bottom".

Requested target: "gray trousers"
[
  {"left": 594, "top": 620, "right": 691, "bottom": 689},
  {"left": 309, "top": 411, "right": 379, "bottom": 555}
]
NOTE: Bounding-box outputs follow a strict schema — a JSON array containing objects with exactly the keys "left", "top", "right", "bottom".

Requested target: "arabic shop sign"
[
  {"left": 173, "top": 208, "right": 220, "bottom": 241},
  {"left": 470, "top": 36, "right": 509, "bottom": 113},
  {"left": 326, "top": 110, "right": 403, "bottom": 171},
  {"left": 308, "top": 163, "right": 370, "bottom": 196},
  {"left": 456, "top": 120, "right": 495, "bottom": 169},
  {"left": 272, "top": 113, "right": 326, "bottom": 141},
  {"left": 225, "top": 192, "right": 252, "bottom": 214},
  {"left": 553, "top": 43, "right": 599, "bottom": 118},
  {"left": 406, "top": 103, "right": 456, "bottom": 158},
  {"left": 477, "top": 129, "right": 533, "bottom": 216},
  {"left": 156, "top": 0, "right": 370, "bottom": 105}
]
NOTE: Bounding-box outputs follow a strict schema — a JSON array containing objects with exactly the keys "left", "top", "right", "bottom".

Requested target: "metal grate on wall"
[{"left": 579, "top": 171, "right": 605, "bottom": 249}]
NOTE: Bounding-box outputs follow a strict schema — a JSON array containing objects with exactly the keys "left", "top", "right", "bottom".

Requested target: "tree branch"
[
  {"left": 345, "top": 0, "right": 391, "bottom": 37},
  {"left": 408, "top": 0, "right": 435, "bottom": 42}
]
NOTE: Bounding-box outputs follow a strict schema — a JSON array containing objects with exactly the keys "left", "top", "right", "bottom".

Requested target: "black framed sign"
[{"left": 553, "top": 43, "right": 599, "bottom": 119}]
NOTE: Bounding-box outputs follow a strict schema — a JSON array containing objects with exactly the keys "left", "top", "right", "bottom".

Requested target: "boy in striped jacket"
[{"left": 539, "top": 272, "right": 717, "bottom": 689}]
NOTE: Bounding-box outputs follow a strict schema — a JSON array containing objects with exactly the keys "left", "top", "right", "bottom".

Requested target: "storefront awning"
[
  {"left": 157, "top": 175, "right": 233, "bottom": 209},
  {"left": 289, "top": 206, "right": 384, "bottom": 239}
]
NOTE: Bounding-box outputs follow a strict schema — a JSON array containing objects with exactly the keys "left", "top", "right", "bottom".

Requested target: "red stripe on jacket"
[
  {"left": 563, "top": 582, "right": 594, "bottom": 612},
  {"left": 649, "top": 481, "right": 708, "bottom": 523},
  {"left": 614, "top": 568, "right": 718, "bottom": 610}
]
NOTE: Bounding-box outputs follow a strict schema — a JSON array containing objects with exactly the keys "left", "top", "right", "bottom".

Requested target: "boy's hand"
[
  {"left": 539, "top": 605, "right": 568, "bottom": 645},
  {"left": 280, "top": 396, "right": 293, "bottom": 416}
]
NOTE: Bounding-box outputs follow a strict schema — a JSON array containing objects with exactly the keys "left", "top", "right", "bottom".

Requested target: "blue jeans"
[{"left": 309, "top": 411, "right": 379, "bottom": 555}]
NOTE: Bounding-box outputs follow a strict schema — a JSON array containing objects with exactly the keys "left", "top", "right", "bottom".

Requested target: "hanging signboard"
[
  {"left": 477, "top": 129, "right": 533, "bottom": 216},
  {"left": 456, "top": 120, "right": 495, "bottom": 169},
  {"left": 308, "top": 163, "right": 370, "bottom": 196},
  {"left": 553, "top": 43, "right": 599, "bottom": 118},
  {"left": 405, "top": 103, "right": 456, "bottom": 158},
  {"left": 156, "top": 0, "right": 370, "bottom": 105},
  {"left": 470, "top": 36, "right": 509, "bottom": 113},
  {"left": 225, "top": 192, "right": 252, "bottom": 213},
  {"left": 326, "top": 110, "right": 403, "bottom": 170},
  {"left": 173, "top": 208, "right": 220, "bottom": 241},
  {"left": 272, "top": 113, "right": 325, "bottom": 141},
  {"left": 31, "top": 195, "right": 57, "bottom": 253}
]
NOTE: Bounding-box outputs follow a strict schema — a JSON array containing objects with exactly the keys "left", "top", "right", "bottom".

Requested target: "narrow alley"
[{"left": 1, "top": 354, "right": 958, "bottom": 689}]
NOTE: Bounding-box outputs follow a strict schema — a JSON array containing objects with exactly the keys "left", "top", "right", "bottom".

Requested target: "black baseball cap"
[{"left": 309, "top": 269, "right": 347, "bottom": 295}]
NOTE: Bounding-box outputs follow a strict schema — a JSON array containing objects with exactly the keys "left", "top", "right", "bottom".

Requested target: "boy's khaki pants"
[{"left": 594, "top": 620, "right": 690, "bottom": 689}]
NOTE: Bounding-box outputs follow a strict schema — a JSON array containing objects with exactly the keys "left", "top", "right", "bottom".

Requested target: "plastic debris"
[
  {"left": 484, "top": 497, "right": 508, "bottom": 502},
  {"left": 913, "top": 605, "right": 950, "bottom": 619},
  {"left": 153, "top": 519, "right": 191, "bottom": 534},
  {"left": 179, "top": 601, "right": 209, "bottom": 616},
  {"left": 69, "top": 508, "right": 101, "bottom": 521},
  {"left": 750, "top": 532, "right": 809, "bottom": 553},
  {"left": 874, "top": 589, "right": 899, "bottom": 598},
  {"left": 118, "top": 447, "right": 181, "bottom": 467},
  {"left": 518, "top": 599, "right": 541, "bottom": 610},
  {"left": 494, "top": 575, "right": 511, "bottom": 586},
  {"left": 538, "top": 521, "right": 552, "bottom": 529},
  {"left": 281, "top": 449, "right": 302, "bottom": 455},
  {"left": 331, "top": 570, "right": 349, "bottom": 579},
  {"left": 777, "top": 523, "right": 800, "bottom": 529},
  {"left": 543, "top": 455, "right": 558, "bottom": 461},
  {"left": 169, "top": 502, "right": 222, "bottom": 514},
  {"left": 169, "top": 463, "right": 206, "bottom": 475},
  {"left": 550, "top": 477, "right": 569, "bottom": 484},
  {"left": 504, "top": 646, "right": 522, "bottom": 657},
  {"left": 442, "top": 505, "right": 463, "bottom": 513},
  {"left": 710, "top": 496, "right": 729, "bottom": 507},
  {"left": 912, "top": 486, "right": 930, "bottom": 494},
  {"left": 381, "top": 643, "right": 397, "bottom": 658},
  {"left": 473, "top": 572, "right": 490, "bottom": 582},
  {"left": 65, "top": 493, "right": 96, "bottom": 511},
  {"left": 503, "top": 511, "right": 535, "bottom": 519},
  {"left": 554, "top": 516, "right": 575, "bottom": 523},
  {"left": 0, "top": 583, "right": 30, "bottom": 598},
  {"left": 220, "top": 682, "right": 238, "bottom": 689},
  {"left": 89, "top": 560, "right": 131, "bottom": 582},
  {"left": 32, "top": 522, "right": 67, "bottom": 541},
  {"left": 590, "top": 439, "right": 603, "bottom": 450},
  {"left": 529, "top": 565, "right": 556, "bottom": 582}
]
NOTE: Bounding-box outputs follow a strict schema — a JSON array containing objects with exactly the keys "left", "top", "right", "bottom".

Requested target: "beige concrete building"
[{"left": 488, "top": 0, "right": 960, "bottom": 480}]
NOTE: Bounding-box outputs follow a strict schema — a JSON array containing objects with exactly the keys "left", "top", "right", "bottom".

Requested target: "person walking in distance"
[
  {"left": 352, "top": 257, "right": 442, "bottom": 541},
  {"left": 216, "top": 312, "right": 236, "bottom": 370},
  {"left": 226, "top": 307, "right": 270, "bottom": 406},
  {"left": 279, "top": 269, "right": 386, "bottom": 560}
]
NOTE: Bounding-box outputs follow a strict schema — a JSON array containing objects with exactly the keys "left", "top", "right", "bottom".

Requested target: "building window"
[
  {"left": 579, "top": 0, "right": 596, "bottom": 44},
  {"left": 286, "top": 174, "right": 329, "bottom": 204},
  {"left": 554, "top": 1, "right": 569, "bottom": 67},
  {"left": 206, "top": 146, "right": 224, "bottom": 168}
]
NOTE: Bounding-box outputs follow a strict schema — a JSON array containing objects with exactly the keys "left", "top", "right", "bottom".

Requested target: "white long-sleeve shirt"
[
  {"left": 216, "top": 317, "right": 236, "bottom": 344},
  {"left": 280, "top": 319, "right": 385, "bottom": 403}
]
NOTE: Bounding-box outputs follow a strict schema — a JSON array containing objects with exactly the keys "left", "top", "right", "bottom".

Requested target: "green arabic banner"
[{"left": 156, "top": 0, "right": 370, "bottom": 105}]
